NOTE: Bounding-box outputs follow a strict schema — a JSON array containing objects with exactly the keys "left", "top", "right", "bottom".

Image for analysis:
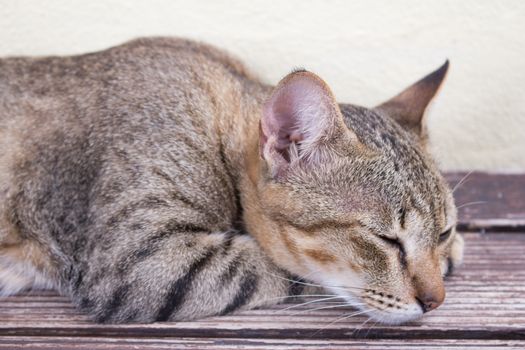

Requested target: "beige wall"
[{"left": 2, "top": 0, "right": 524, "bottom": 172}]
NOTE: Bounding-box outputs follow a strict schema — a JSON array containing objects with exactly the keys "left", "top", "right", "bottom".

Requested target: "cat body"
[{"left": 0, "top": 38, "right": 463, "bottom": 324}]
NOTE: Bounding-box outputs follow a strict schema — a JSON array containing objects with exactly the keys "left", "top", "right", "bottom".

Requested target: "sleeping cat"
[{"left": 0, "top": 37, "right": 463, "bottom": 324}]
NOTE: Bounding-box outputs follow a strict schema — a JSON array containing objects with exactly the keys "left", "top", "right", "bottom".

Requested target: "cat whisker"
[
  {"left": 297, "top": 301, "right": 358, "bottom": 304},
  {"left": 456, "top": 200, "right": 487, "bottom": 210},
  {"left": 361, "top": 303, "right": 393, "bottom": 337},
  {"left": 452, "top": 170, "right": 474, "bottom": 194},
  {"left": 281, "top": 296, "right": 345, "bottom": 311},
  {"left": 295, "top": 268, "right": 322, "bottom": 282},
  {"left": 269, "top": 273, "right": 366, "bottom": 292},
  {"left": 312, "top": 308, "right": 374, "bottom": 336},
  {"left": 288, "top": 302, "right": 365, "bottom": 316},
  {"left": 261, "top": 294, "right": 340, "bottom": 303},
  {"left": 365, "top": 319, "right": 382, "bottom": 338},
  {"left": 285, "top": 268, "right": 322, "bottom": 292},
  {"left": 351, "top": 316, "right": 373, "bottom": 337},
  {"left": 255, "top": 294, "right": 340, "bottom": 308}
]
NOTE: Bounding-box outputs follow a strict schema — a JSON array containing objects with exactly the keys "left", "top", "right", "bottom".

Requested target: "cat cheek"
[
  {"left": 303, "top": 248, "right": 337, "bottom": 264},
  {"left": 439, "top": 256, "right": 450, "bottom": 277},
  {"left": 449, "top": 234, "right": 465, "bottom": 266}
]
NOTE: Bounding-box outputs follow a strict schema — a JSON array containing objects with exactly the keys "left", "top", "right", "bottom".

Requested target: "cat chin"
[{"left": 364, "top": 305, "right": 424, "bottom": 325}]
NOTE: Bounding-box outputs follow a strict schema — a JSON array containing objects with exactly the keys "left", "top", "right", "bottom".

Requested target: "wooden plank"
[
  {"left": 0, "top": 233, "right": 523, "bottom": 342},
  {"left": 446, "top": 172, "right": 525, "bottom": 231},
  {"left": 0, "top": 337, "right": 523, "bottom": 350}
]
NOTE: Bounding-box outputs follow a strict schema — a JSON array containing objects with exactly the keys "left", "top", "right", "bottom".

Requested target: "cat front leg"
[{"left": 68, "top": 229, "right": 306, "bottom": 323}]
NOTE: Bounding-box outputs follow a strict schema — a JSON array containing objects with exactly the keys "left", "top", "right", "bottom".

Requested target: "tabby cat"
[{"left": 0, "top": 38, "right": 464, "bottom": 324}]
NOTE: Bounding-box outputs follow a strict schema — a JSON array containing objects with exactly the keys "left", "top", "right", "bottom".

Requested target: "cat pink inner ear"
[{"left": 261, "top": 71, "right": 339, "bottom": 166}]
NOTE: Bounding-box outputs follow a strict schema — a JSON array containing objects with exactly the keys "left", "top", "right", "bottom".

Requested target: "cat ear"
[
  {"left": 375, "top": 61, "right": 449, "bottom": 139},
  {"left": 260, "top": 70, "right": 349, "bottom": 177}
]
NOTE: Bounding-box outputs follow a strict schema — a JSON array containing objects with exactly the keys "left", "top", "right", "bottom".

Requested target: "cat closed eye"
[
  {"left": 439, "top": 228, "right": 453, "bottom": 242},
  {"left": 379, "top": 235, "right": 401, "bottom": 247},
  {"left": 379, "top": 235, "right": 407, "bottom": 268}
]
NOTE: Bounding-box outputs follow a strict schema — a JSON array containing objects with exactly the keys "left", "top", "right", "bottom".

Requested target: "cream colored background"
[{"left": 1, "top": 0, "right": 524, "bottom": 172}]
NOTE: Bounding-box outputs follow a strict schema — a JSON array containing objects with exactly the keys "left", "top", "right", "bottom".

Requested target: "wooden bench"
[{"left": 1, "top": 172, "right": 524, "bottom": 349}]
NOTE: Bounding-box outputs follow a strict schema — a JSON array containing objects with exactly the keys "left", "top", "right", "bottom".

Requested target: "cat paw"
[{"left": 441, "top": 233, "right": 464, "bottom": 277}]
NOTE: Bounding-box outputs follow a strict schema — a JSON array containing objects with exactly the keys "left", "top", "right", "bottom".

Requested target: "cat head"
[{"left": 245, "top": 62, "right": 464, "bottom": 324}]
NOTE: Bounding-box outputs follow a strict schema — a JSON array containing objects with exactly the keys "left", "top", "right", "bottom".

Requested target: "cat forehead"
[
  {"left": 277, "top": 168, "right": 449, "bottom": 242},
  {"left": 290, "top": 160, "right": 447, "bottom": 217},
  {"left": 339, "top": 104, "right": 415, "bottom": 153},
  {"left": 338, "top": 104, "right": 446, "bottom": 192}
]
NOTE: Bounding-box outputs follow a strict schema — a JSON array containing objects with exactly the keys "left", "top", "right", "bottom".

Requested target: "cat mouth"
[
  {"left": 337, "top": 291, "right": 424, "bottom": 325},
  {"left": 317, "top": 279, "right": 424, "bottom": 324}
]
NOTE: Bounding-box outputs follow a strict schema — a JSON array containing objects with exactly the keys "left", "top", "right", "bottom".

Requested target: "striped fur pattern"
[{"left": 0, "top": 38, "right": 463, "bottom": 324}]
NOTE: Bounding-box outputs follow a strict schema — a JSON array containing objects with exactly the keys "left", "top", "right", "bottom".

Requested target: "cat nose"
[
  {"left": 415, "top": 290, "right": 445, "bottom": 313},
  {"left": 411, "top": 254, "right": 446, "bottom": 313}
]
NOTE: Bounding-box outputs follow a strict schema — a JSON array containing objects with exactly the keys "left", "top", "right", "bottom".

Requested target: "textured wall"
[{"left": 2, "top": 0, "right": 524, "bottom": 172}]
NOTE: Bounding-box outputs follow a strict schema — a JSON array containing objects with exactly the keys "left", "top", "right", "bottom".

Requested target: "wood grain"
[
  {"left": 0, "top": 337, "right": 523, "bottom": 350},
  {"left": 446, "top": 172, "right": 525, "bottom": 231}
]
